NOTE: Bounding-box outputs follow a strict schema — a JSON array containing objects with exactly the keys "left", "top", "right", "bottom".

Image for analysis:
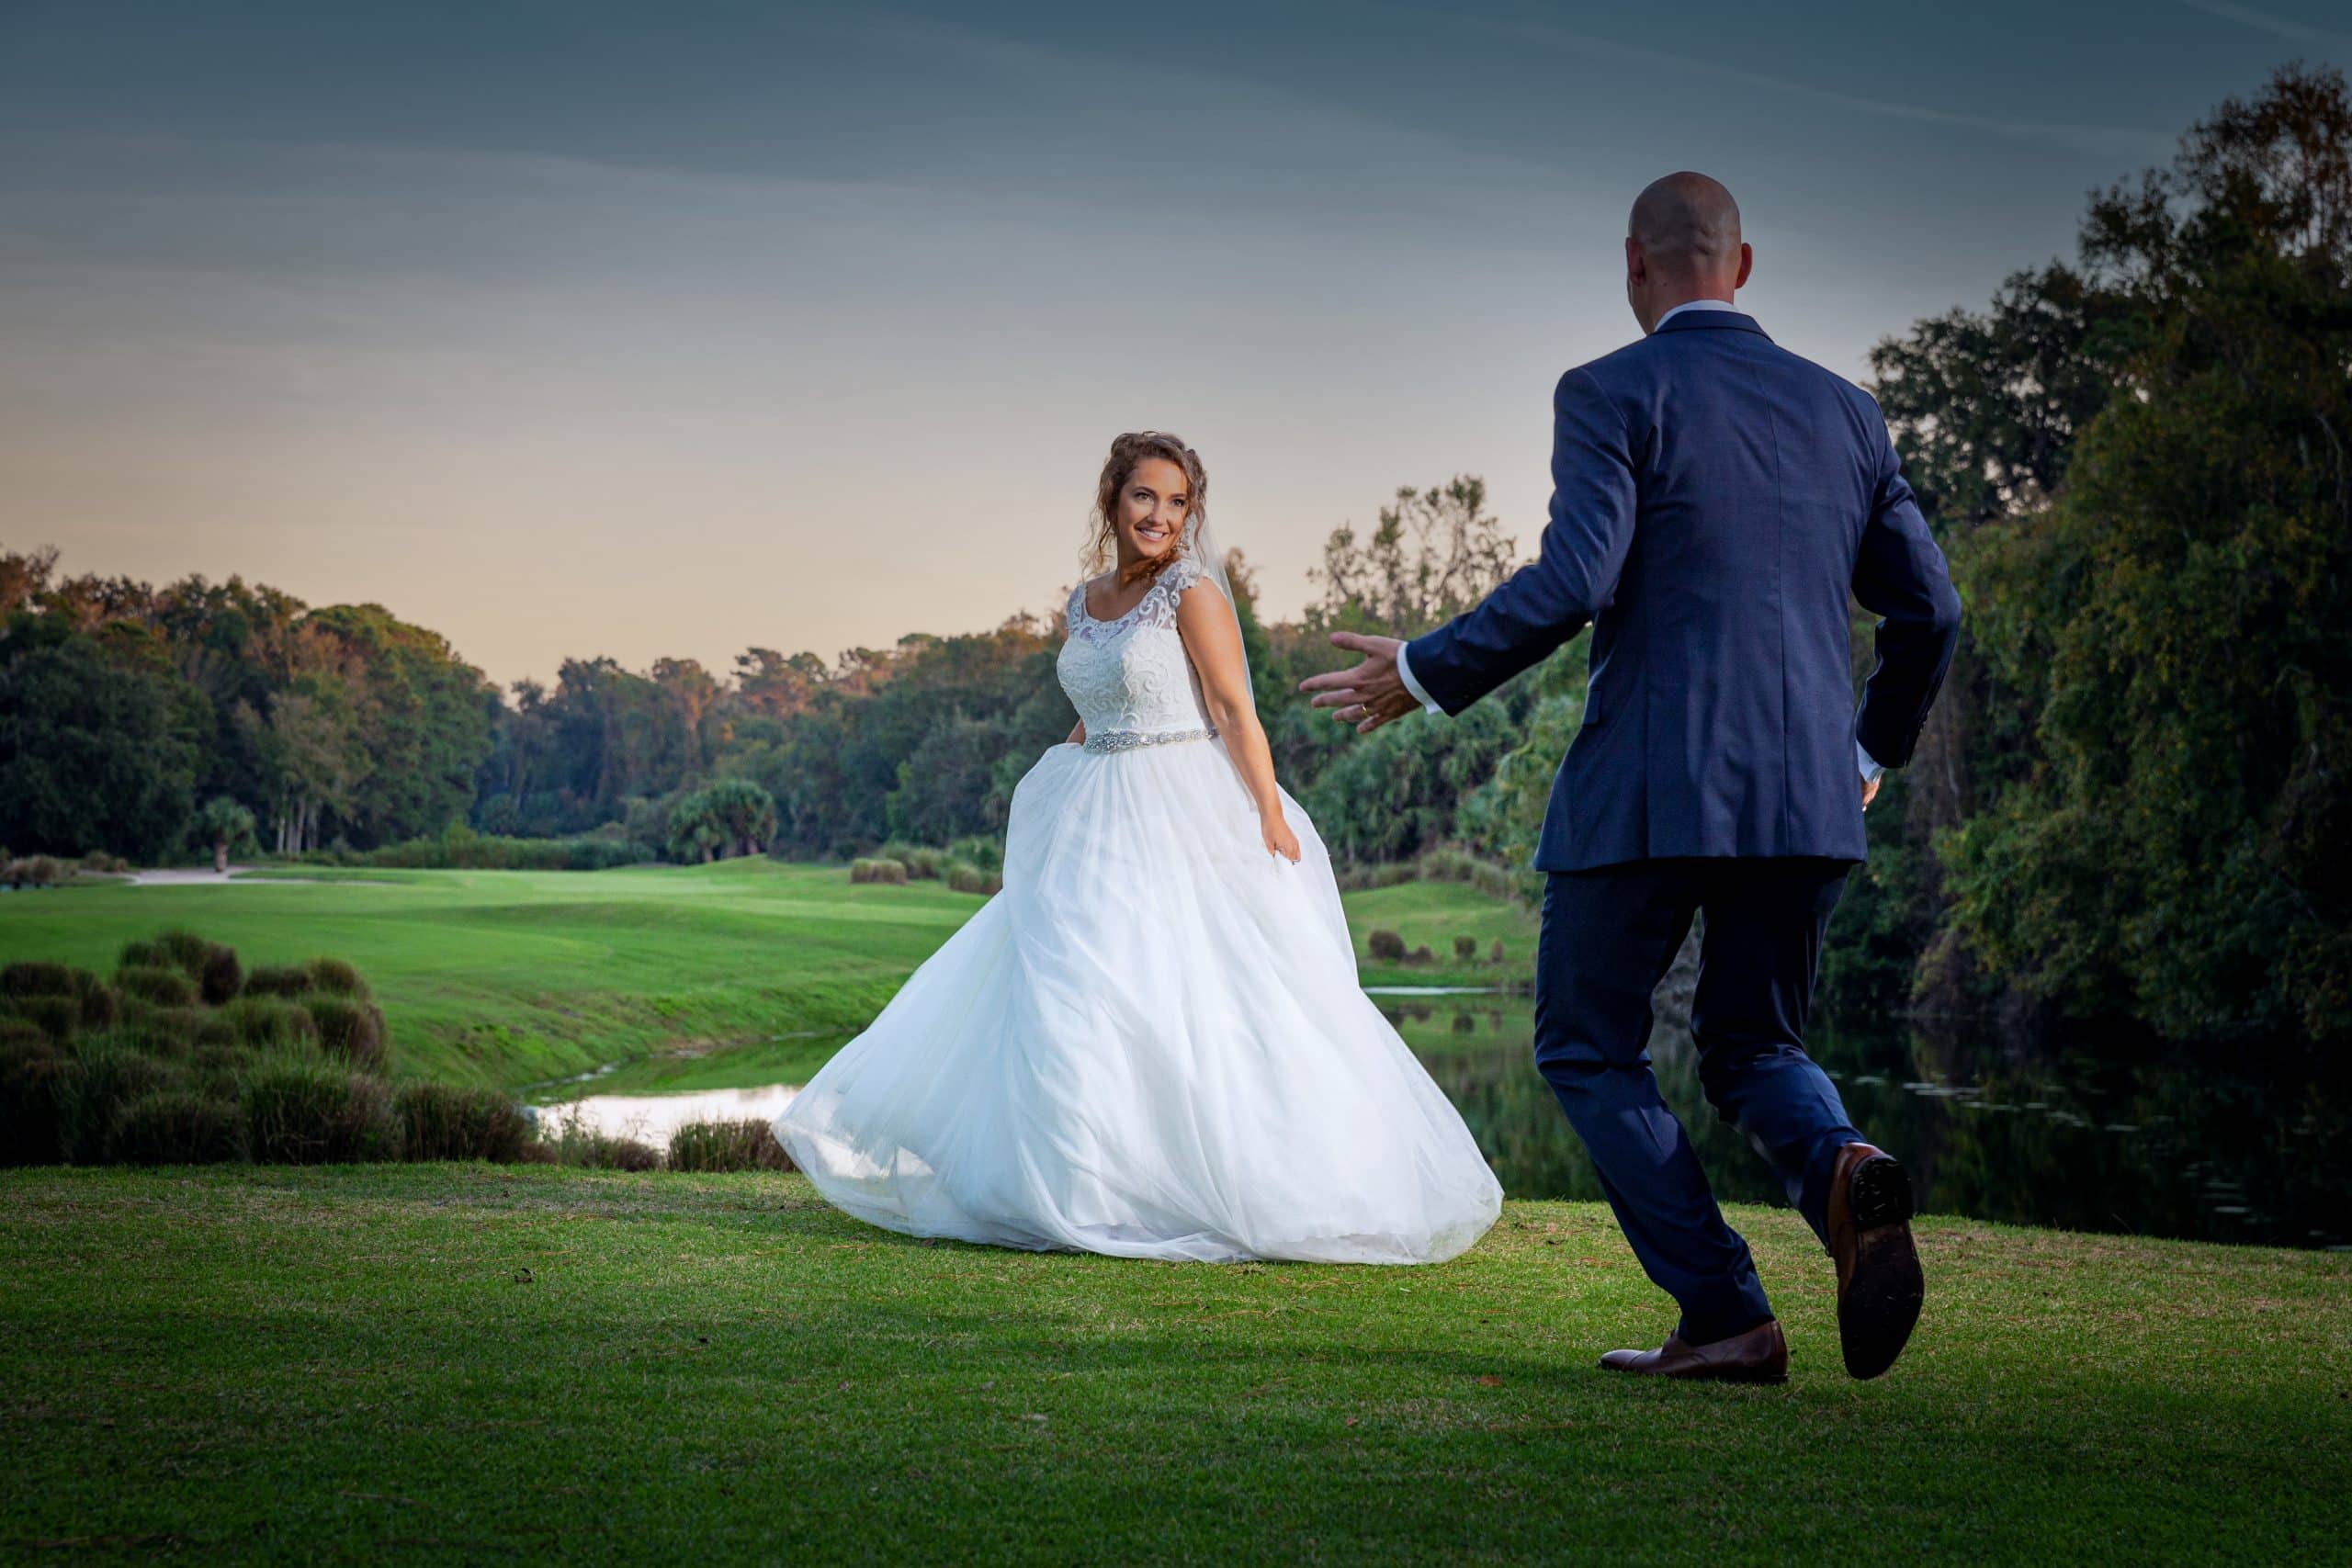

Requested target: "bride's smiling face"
[{"left": 1112, "top": 457, "right": 1192, "bottom": 565}]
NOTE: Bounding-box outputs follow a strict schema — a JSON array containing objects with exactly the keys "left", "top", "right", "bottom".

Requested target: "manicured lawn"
[
  {"left": 0, "top": 1165, "right": 2340, "bottom": 1562},
  {"left": 1343, "top": 879, "right": 1539, "bottom": 988},
  {"left": 0, "top": 863, "right": 1537, "bottom": 1089},
  {"left": 0, "top": 862, "right": 983, "bottom": 1089}
]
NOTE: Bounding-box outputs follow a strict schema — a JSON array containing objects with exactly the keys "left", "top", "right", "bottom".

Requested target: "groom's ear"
[
  {"left": 1735, "top": 242, "right": 1754, "bottom": 290},
  {"left": 1624, "top": 234, "right": 1645, "bottom": 284}
]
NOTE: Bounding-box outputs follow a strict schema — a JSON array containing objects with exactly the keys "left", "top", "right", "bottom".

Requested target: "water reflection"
[
  {"left": 526, "top": 1083, "right": 798, "bottom": 1148},
  {"left": 1387, "top": 996, "right": 2349, "bottom": 1250},
  {"left": 526, "top": 993, "right": 2346, "bottom": 1248}
]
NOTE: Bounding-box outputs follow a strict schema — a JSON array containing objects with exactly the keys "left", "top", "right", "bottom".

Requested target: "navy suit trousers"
[{"left": 1533, "top": 856, "right": 1862, "bottom": 1344}]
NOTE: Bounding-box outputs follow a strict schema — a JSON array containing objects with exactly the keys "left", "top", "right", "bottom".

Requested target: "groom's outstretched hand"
[{"left": 1299, "top": 632, "right": 1419, "bottom": 735}]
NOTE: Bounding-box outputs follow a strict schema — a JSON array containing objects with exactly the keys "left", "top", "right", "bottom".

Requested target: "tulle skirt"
[{"left": 772, "top": 736, "right": 1502, "bottom": 1264}]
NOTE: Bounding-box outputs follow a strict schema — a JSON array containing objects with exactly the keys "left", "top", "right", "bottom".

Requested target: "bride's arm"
[
  {"left": 1065, "top": 717, "right": 1085, "bottom": 746},
  {"left": 1176, "top": 586, "right": 1302, "bottom": 863}
]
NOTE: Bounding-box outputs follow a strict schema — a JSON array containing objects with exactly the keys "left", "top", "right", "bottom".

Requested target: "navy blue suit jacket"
[{"left": 1404, "top": 310, "right": 1962, "bottom": 873}]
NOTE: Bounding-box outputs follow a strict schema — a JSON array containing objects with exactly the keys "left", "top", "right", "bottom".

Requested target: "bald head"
[
  {"left": 1631, "top": 173, "right": 1741, "bottom": 267},
  {"left": 1623, "top": 172, "right": 1751, "bottom": 333}
]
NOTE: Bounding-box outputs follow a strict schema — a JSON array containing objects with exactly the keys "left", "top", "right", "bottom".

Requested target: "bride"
[{"left": 772, "top": 432, "right": 1501, "bottom": 1264}]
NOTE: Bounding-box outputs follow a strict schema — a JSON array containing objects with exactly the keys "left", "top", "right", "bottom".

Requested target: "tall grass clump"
[
  {"left": 309, "top": 995, "right": 389, "bottom": 1074},
  {"left": 878, "top": 842, "right": 946, "bottom": 880},
  {"left": 850, "top": 858, "right": 909, "bottom": 886},
  {"left": 215, "top": 996, "right": 320, "bottom": 1052},
  {"left": 116, "top": 964, "right": 198, "bottom": 1009},
  {"left": 667, "top": 1117, "right": 795, "bottom": 1172},
  {"left": 119, "top": 930, "right": 241, "bottom": 1003},
  {"left": 106, "top": 1089, "right": 247, "bottom": 1165},
  {"left": 395, "top": 1083, "right": 532, "bottom": 1162},
  {"left": 948, "top": 835, "right": 1004, "bottom": 874},
  {"left": 0, "top": 930, "right": 550, "bottom": 1170},
  {"left": 944, "top": 859, "right": 1002, "bottom": 896},
  {"left": 529, "top": 1104, "right": 661, "bottom": 1170},
  {"left": 242, "top": 964, "right": 315, "bottom": 998},
  {"left": 242, "top": 1058, "right": 401, "bottom": 1164}
]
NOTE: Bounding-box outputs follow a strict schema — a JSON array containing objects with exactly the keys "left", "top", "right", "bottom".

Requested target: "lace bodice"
[{"left": 1058, "top": 558, "right": 1218, "bottom": 751}]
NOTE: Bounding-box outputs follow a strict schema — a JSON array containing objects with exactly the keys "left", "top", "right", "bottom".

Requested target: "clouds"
[{"left": 0, "top": 1, "right": 2337, "bottom": 683}]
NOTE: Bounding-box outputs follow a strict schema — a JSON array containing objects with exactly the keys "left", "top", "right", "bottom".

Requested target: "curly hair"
[{"left": 1085, "top": 431, "right": 1207, "bottom": 587}]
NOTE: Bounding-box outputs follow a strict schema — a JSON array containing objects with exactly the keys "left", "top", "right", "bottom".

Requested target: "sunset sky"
[{"left": 4, "top": 1, "right": 2345, "bottom": 687}]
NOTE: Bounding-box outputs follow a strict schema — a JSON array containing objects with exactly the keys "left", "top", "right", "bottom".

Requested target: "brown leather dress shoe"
[
  {"left": 1826, "top": 1142, "right": 1924, "bottom": 1380},
  {"left": 1599, "top": 1318, "right": 1788, "bottom": 1384}
]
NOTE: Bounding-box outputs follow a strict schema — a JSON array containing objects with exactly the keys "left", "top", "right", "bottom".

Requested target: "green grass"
[
  {"left": 0, "top": 863, "right": 1538, "bottom": 1089},
  {"left": 0, "top": 862, "right": 985, "bottom": 1089},
  {"left": 1344, "top": 879, "right": 1538, "bottom": 988},
  {"left": 0, "top": 1165, "right": 2340, "bottom": 1562}
]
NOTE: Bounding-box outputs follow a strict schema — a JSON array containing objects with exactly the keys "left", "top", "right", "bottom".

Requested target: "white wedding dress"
[{"left": 772, "top": 555, "right": 1501, "bottom": 1264}]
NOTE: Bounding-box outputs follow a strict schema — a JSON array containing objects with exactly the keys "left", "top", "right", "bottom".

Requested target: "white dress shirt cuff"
[
  {"left": 1394, "top": 643, "right": 1444, "bottom": 716},
  {"left": 1857, "top": 739, "right": 1884, "bottom": 784}
]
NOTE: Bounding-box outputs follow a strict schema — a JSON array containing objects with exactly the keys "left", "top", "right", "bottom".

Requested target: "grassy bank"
[
  {"left": 0, "top": 1165, "right": 2340, "bottom": 1562},
  {"left": 0, "top": 863, "right": 1538, "bottom": 1088}
]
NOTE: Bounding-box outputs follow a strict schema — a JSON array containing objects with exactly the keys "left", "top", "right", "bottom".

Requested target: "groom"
[{"left": 1304, "top": 173, "right": 1962, "bottom": 1382}]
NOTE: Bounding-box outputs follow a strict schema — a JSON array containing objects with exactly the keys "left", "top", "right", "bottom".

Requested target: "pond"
[{"left": 530, "top": 995, "right": 2347, "bottom": 1250}]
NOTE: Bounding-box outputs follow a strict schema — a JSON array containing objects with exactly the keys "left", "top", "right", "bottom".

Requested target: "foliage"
[
  {"left": 1933, "top": 64, "right": 2352, "bottom": 1048},
  {"left": 666, "top": 1117, "right": 795, "bottom": 1172},
  {"left": 393, "top": 1082, "right": 532, "bottom": 1162},
  {"left": 194, "top": 795, "right": 257, "bottom": 867},
  {"left": 291, "top": 826, "right": 656, "bottom": 871},
  {"left": 0, "top": 613, "right": 207, "bottom": 860},
  {"left": 665, "top": 778, "right": 778, "bottom": 863},
  {"left": 0, "top": 559, "right": 494, "bottom": 857}
]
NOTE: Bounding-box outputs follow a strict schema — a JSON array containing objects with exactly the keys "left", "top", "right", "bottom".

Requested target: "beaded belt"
[{"left": 1081, "top": 726, "right": 1217, "bottom": 754}]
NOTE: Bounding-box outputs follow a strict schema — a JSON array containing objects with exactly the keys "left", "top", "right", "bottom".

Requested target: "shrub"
[
  {"left": 2, "top": 964, "right": 114, "bottom": 1030},
  {"left": 1, "top": 962, "right": 76, "bottom": 999},
  {"left": 1367, "top": 930, "right": 1407, "bottom": 962},
  {"left": 197, "top": 945, "right": 242, "bottom": 1005},
  {"left": 1333, "top": 861, "right": 1421, "bottom": 893},
  {"left": 1488, "top": 939, "right": 1506, "bottom": 964},
  {"left": 667, "top": 1117, "right": 794, "bottom": 1172},
  {"left": 2, "top": 995, "right": 79, "bottom": 1042},
  {"left": 1453, "top": 935, "right": 1478, "bottom": 963},
  {"left": 150, "top": 930, "right": 222, "bottom": 978},
  {"left": 850, "top": 858, "right": 909, "bottom": 886},
  {"left": 117, "top": 964, "right": 198, "bottom": 1008},
  {"left": 1408, "top": 945, "right": 1435, "bottom": 964},
  {"left": 396, "top": 1083, "right": 530, "bottom": 1162},
  {"left": 106, "top": 1089, "right": 245, "bottom": 1165},
  {"left": 74, "top": 975, "right": 120, "bottom": 1031},
  {"left": 187, "top": 1043, "right": 251, "bottom": 1085},
  {"left": 944, "top": 860, "right": 1001, "bottom": 896},
  {"left": 243, "top": 964, "right": 315, "bottom": 998},
  {"left": 948, "top": 835, "right": 1004, "bottom": 874},
  {"left": 879, "top": 842, "right": 946, "bottom": 879},
  {"left": 216, "top": 997, "right": 319, "bottom": 1053},
  {"left": 291, "top": 833, "right": 656, "bottom": 872},
  {"left": 115, "top": 1002, "right": 206, "bottom": 1058},
  {"left": 308, "top": 996, "right": 389, "bottom": 1075},
  {"left": 242, "top": 1059, "right": 401, "bottom": 1163},
  {"left": 0, "top": 1037, "right": 71, "bottom": 1165},
  {"left": 305, "top": 958, "right": 368, "bottom": 998},
  {"left": 60, "top": 1039, "right": 177, "bottom": 1163},
  {"left": 3, "top": 856, "right": 63, "bottom": 889},
  {"left": 529, "top": 1108, "right": 661, "bottom": 1171}
]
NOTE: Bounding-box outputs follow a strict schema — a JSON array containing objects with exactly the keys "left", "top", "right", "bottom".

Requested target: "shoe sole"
[
  {"left": 1599, "top": 1361, "right": 1790, "bottom": 1386},
  {"left": 1840, "top": 1156, "right": 1924, "bottom": 1382}
]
